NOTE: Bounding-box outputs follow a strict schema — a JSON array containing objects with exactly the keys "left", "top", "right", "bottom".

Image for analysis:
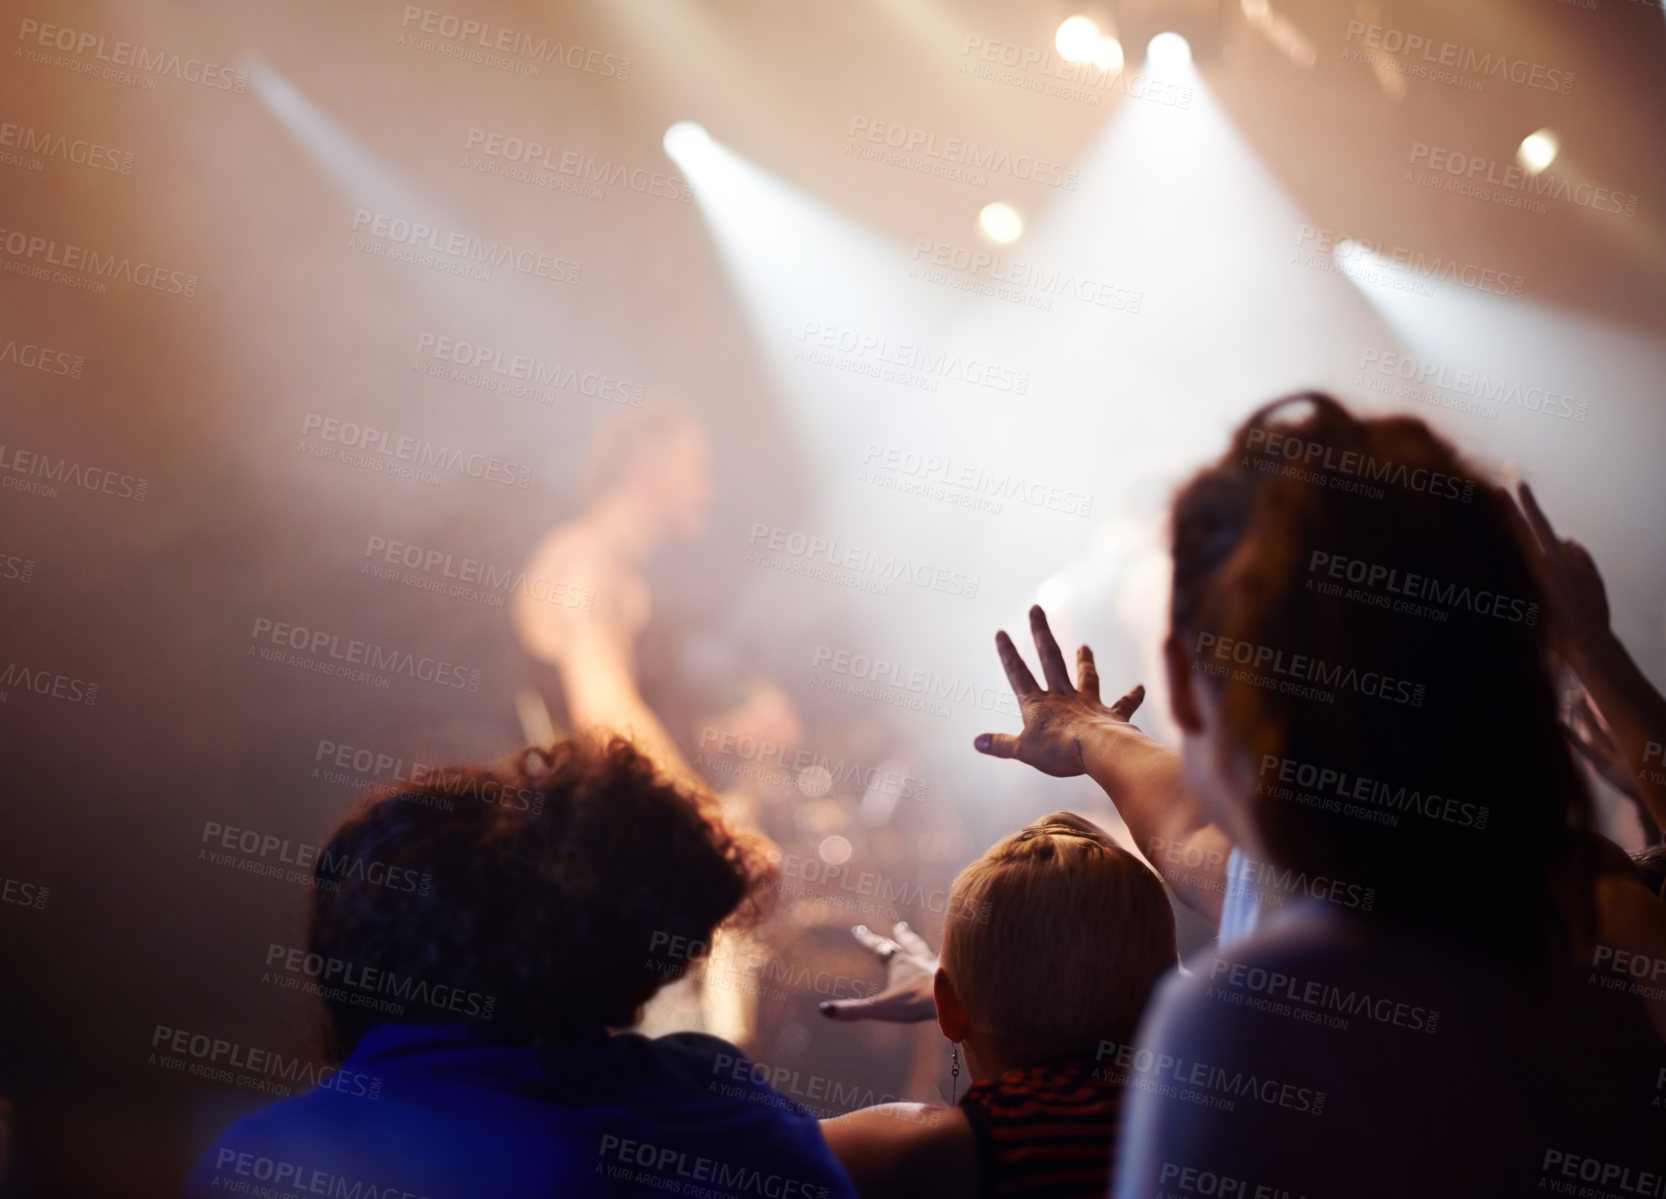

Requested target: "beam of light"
[
  {"left": 242, "top": 56, "right": 621, "bottom": 510},
  {"left": 664, "top": 125, "right": 1096, "bottom": 766},
  {"left": 245, "top": 53, "right": 599, "bottom": 357},
  {"left": 664, "top": 122, "right": 1047, "bottom": 519},
  {"left": 1332, "top": 238, "right": 1666, "bottom": 463},
  {"left": 986, "top": 65, "right": 1403, "bottom": 738},
  {"left": 662, "top": 123, "right": 932, "bottom": 485},
  {"left": 1333, "top": 232, "right": 1666, "bottom": 758},
  {"left": 245, "top": 56, "right": 431, "bottom": 216}
]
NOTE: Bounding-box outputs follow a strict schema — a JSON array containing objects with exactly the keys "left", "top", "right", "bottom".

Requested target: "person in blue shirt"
[{"left": 185, "top": 736, "right": 859, "bottom": 1199}]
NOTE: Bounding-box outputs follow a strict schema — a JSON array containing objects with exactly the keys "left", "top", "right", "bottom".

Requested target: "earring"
[{"left": 950, "top": 1041, "right": 961, "bottom": 1105}]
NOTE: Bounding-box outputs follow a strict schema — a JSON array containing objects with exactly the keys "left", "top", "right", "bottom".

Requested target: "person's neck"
[
  {"left": 583, "top": 490, "right": 665, "bottom": 565},
  {"left": 960, "top": 1031, "right": 1100, "bottom": 1085}
]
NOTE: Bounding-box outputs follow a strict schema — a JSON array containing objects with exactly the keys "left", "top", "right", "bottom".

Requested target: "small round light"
[
  {"left": 1517, "top": 128, "right": 1559, "bottom": 176},
  {"left": 797, "top": 765, "right": 833, "bottom": 798},
  {"left": 663, "top": 121, "right": 710, "bottom": 159},
  {"left": 978, "top": 201, "right": 1023, "bottom": 244},
  {"left": 818, "top": 835, "right": 853, "bottom": 866},
  {"left": 1056, "top": 16, "right": 1102, "bottom": 64},
  {"left": 1146, "top": 32, "right": 1192, "bottom": 70}
]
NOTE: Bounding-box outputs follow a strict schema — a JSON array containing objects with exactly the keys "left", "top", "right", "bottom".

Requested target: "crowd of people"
[{"left": 187, "top": 394, "right": 1666, "bottom": 1198}]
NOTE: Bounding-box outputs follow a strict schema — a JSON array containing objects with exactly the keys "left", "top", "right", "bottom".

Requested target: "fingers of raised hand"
[
  {"left": 1108, "top": 682, "right": 1146, "bottom": 722},
  {"left": 974, "top": 732, "right": 1021, "bottom": 759},
  {"left": 1030, "top": 605, "right": 1073, "bottom": 692},
  {"left": 1076, "top": 645, "right": 1101, "bottom": 703},
  {"left": 820, "top": 995, "right": 880, "bottom": 1021},
  {"left": 1517, "top": 483, "right": 1559, "bottom": 553},
  {"left": 995, "top": 630, "right": 1041, "bottom": 698},
  {"left": 890, "top": 921, "right": 933, "bottom": 959},
  {"left": 819, "top": 990, "right": 933, "bottom": 1023},
  {"left": 850, "top": 925, "right": 900, "bottom": 961}
]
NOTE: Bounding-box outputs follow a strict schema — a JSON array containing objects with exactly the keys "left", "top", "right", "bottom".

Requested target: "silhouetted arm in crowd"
[
  {"left": 974, "top": 606, "right": 1234, "bottom": 923},
  {"left": 1519, "top": 484, "right": 1666, "bottom": 837}
]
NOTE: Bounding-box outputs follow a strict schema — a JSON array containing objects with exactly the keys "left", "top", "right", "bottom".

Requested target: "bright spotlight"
[
  {"left": 1517, "top": 128, "right": 1559, "bottom": 176},
  {"left": 1332, "top": 238, "right": 1370, "bottom": 278},
  {"left": 978, "top": 201, "right": 1023, "bottom": 244},
  {"left": 1146, "top": 31, "right": 1192, "bottom": 69},
  {"left": 1094, "top": 36, "right": 1126, "bottom": 73},
  {"left": 1056, "top": 16, "right": 1102, "bottom": 63},
  {"left": 1332, "top": 237, "right": 1380, "bottom": 285},
  {"left": 663, "top": 121, "right": 711, "bottom": 161}
]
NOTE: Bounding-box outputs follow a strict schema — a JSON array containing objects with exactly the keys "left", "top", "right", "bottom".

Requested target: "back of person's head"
[
  {"left": 940, "top": 812, "right": 1176, "bottom": 1051},
  {"left": 307, "top": 736, "right": 772, "bottom": 1056},
  {"left": 1168, "top": 392, "right": 1595, "bottom": 970}
]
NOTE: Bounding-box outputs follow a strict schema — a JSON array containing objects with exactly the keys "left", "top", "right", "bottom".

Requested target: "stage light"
[
  {"left": 1517, "top": 128, "right": 1559, "bottom": 176},
  {"left": 1057, "top": 16, "right": 1103, "bottom": 63},
  {"left": 1146, "top": 32, "right": 1192, "bottom": 69},
  {"left": 1094, "top": 36, "right": 1126, "bottom": 73},
  {"left": 978, "top": 201, "right": 1023, "bottom": 244},
  {"left": 663, "top": 121, "right": 711, "bottom": 161}
]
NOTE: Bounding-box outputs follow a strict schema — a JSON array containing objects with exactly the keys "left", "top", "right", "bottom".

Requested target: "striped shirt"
[{"left": 958, "top": 1053, "right": 1126, "bottom": 1198}]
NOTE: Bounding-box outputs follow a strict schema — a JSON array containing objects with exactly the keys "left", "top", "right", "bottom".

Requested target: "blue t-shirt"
[{"left": 185, "top": 1023, "right": 859, "bottom": 1199}]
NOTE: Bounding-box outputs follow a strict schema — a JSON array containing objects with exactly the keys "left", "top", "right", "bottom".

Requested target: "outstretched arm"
[
  {"left": 973, "top": 606, "right": 1233, "bottom": 924},
  {"left": 514, "top": 563, "right": 703, "bottom": 794},
  {"left": 555, "top": 620, "right": 703, "bottom": 792},
  {"left": 820, "top": 1104, "right": 977, "bottom": 1199}
]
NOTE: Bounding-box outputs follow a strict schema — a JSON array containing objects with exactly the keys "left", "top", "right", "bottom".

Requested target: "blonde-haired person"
[{"left": 818, "top": 812, "right": 1178, "bottom": 1199}]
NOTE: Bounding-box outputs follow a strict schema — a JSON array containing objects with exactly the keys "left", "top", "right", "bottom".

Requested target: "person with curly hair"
[{"left": 185, "top": 736, "right": 859, "bottom": 1199}]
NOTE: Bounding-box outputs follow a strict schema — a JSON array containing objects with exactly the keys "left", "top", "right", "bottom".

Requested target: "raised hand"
[
  {"left": 1516, "top": 482, "right": 1666, "bottom": 835},
  {"left": 1563, "top": 691, "right": 1643, "bottom": 803},
  {"left": 818, "top": 922, "right": 940, "bottom": 1023},
  {"left": 1516, "top": 482, "right": 1612, "bottom": 657},
  {"left": 974, "top": 605, "right": 1146, "bottom": 778}
]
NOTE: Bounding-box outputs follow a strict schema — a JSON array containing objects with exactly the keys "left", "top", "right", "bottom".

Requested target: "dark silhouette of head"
[
  {"left": 307, "top": 736, "right": 773, "bottom": 1056},
  {"left": 1163, "top": 393, "right": 1595, "bottom": 971}
]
